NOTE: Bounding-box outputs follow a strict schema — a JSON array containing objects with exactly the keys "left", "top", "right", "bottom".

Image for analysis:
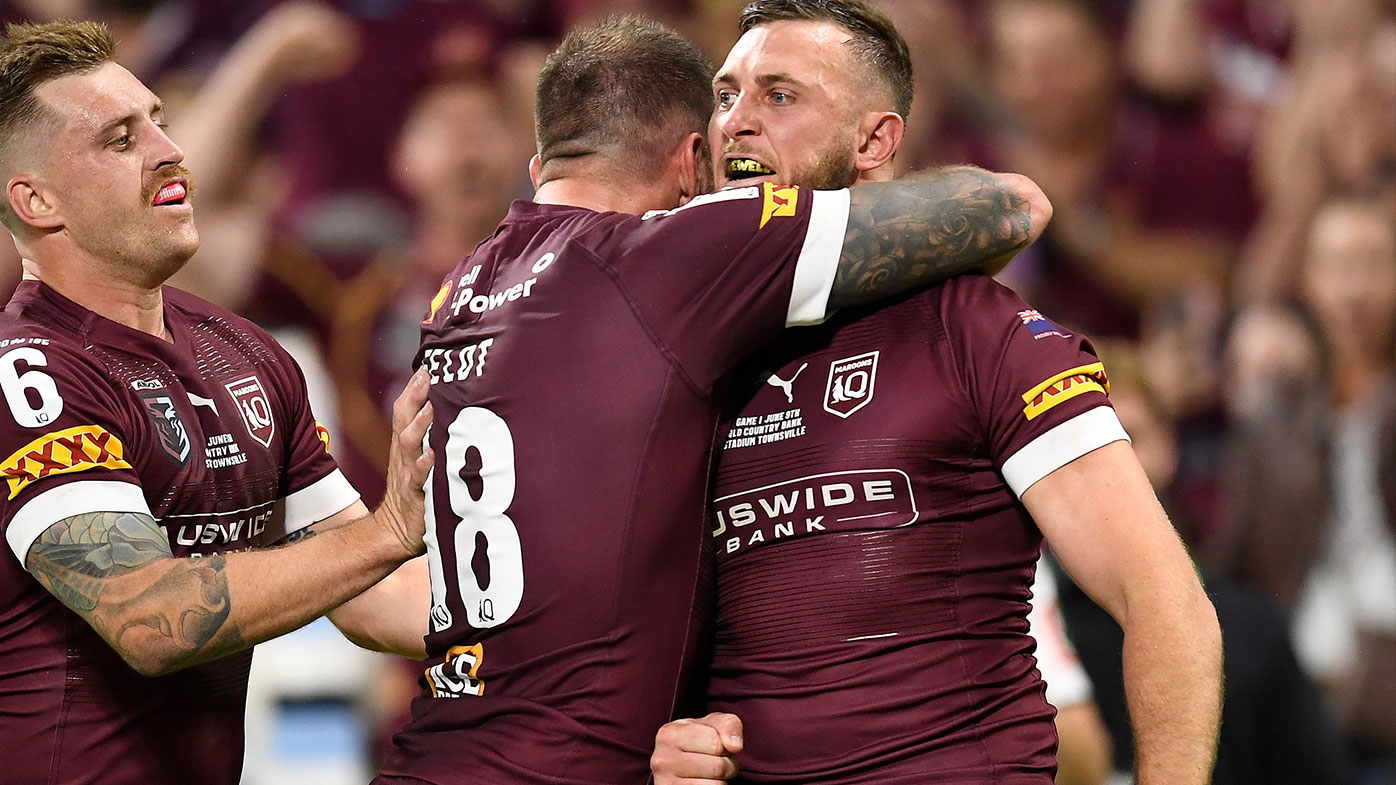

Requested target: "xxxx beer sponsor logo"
[
  {"left": 1, "top": 425, "right": 131, "bottom": 498},
  {"left": 1022, "top": 362, "right": 1110, "bottom": 420},
  {"left": 759, "top": 182, "right": 799, "bottom": 228}
]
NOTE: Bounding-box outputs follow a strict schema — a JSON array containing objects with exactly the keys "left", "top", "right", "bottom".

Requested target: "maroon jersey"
[
  {"left": 378, "top": 184, "right": 852, "bottom": 784},
  {"left": 708, "top": 276, "right": 1128, "bottom": 784},
  {"left": 0, "top": 281, "right": 358, "bottom": 785}
]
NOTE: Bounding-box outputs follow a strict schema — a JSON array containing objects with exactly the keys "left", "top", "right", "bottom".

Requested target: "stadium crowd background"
[{"left": 0, "top": 0, "right": 1391, "bottom": 783}]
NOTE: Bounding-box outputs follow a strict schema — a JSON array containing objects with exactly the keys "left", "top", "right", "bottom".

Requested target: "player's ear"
[
  {"left": 6, "top": 175, "right": 63, "bottom": 231},
  {"left": 528, "top": 154, "right": 542, "bottom": 190},
  {"left": 854, "top": 111, "right": 904, "bottom": 175},
  {"left": 675, "top": 132, "right": 707, "bottom": 205}
]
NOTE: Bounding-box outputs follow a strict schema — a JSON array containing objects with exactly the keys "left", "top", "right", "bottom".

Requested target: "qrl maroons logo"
[
  {"left": 225, "top": 375, "right": 275, "bottom": 448},
  {"left": 823, "top": 351, "right": 879, "bottom": 418},
  {"left": 140, "top": 392, "right": 191, "bottom": 465}
]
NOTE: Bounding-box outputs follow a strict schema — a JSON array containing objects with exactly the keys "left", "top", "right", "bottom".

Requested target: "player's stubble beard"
[{"left": 786, "top": 128, "right": 859, "bottom": 191}]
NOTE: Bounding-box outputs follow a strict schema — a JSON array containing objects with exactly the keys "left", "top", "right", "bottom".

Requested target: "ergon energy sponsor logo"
[
  {"left": 712, "top": 468, "right": 917, "bottom": 555},
  {"left": 1, "top": 425, "right": 131, "bottom": 498},
  {"left": 1022, "top": 362, "right": 1109, "bottom": 420}
]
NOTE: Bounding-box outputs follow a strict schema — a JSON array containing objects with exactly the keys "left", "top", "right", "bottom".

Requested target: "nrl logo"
[
  {"left": 224, "top": 375, "right": 275, "bottom": 449},
  {"left": 140, "top": 392, "right": 191, "bottom": 465},
  {"left": 823, "top": 351, "right": 879, "bottom": 418}
]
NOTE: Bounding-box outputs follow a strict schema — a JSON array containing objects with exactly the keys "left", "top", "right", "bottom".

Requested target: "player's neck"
[
  {"left": 20, "top": 257, "right": 172, "bottom": 342},
  {"left": 533, "top": 177, "right": 675, "bottom": 216}
]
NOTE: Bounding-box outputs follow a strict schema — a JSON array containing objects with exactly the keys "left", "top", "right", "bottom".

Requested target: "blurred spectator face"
[
  {"left": 1302, "top": 199, "right": 1396, "bottom": 362},
  {"left": 710, "top": 19, "right": 868, "bottom": 190},
  {"left": 391, "top": 77, "right": 520, "bottom": 246},
  {"left": 1223, "top": 304, "right": 1323, "bottom": 420},
  {"left": 987, "top": 0, "right": 1117, "bottom": 145}
]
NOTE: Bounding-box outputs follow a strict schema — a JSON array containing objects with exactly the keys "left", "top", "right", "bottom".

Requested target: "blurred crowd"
[{"left": 0, "top": 0, "right": 1391, "bottom": 783}]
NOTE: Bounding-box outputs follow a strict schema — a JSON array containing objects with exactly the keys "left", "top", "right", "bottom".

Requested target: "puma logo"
[
  {"left": 763, "top": 362, "right": 808, "bottom": 403},
  {"left": 187, "top": 392, "right": 219, "bottom": 416}
]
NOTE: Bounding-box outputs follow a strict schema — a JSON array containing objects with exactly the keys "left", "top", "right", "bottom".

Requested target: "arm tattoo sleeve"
[
  {"left": 831, "top": 166, "right": 1033, "bottom": 308},
  {"left": 26, "top": 511, "right": 244, "bottom": 671}
]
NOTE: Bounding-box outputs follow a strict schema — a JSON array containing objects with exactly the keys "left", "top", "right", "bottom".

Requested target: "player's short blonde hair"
[{"left": 0, "top": 20, "right": 115, "bottom": 233}]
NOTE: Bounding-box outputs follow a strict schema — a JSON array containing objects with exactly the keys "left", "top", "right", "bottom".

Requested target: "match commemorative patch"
[
  {"left": 225, "top": 375, "right": 275, "bottom": 449},
  {"left": 1022, "top": 363, "right": 1109, "bottom": 420},
  {"left": 823, "top": 351, "right": 878, "bottom": 418}
]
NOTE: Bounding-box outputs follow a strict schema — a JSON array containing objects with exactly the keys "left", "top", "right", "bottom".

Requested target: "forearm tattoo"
[
  {"left": 832, "top": 167, "right": 1033, "bottom": 307},
  {"left": 27, "top": 511, "right": 244, "bottom": 671}
]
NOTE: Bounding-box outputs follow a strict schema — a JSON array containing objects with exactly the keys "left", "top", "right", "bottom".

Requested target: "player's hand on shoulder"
[
  {"left": 652, "top": 712, "right": 744, "bottom": 785},
  {"left": 378, "top": 368, "right": 434, "bottom": 555}
]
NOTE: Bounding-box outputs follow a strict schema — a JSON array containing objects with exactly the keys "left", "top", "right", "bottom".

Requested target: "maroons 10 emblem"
[
  {"left": 225, "top": 375, "right": 275, "bottom": 448},
  {"left": 823, "top": 351, "right": 879, "bottom": 418}
]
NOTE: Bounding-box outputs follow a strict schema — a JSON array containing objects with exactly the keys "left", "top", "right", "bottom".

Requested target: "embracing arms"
[
  {"left": 828, "top": 166, "right": 1050, "bottom": 311},
  {"left": 24, "top": 371, "right": 434, "bottom": 676}
]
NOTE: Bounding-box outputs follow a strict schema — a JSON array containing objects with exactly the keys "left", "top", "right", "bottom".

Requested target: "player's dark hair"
[
  {"left": 534, "top": 15, "right": 713, "bottom": 182},
  {"left": 739, "top": 0, "right": 912, "bottom": 119},
  {"left": 0, "top": 20, "right": 115, "bottom": 232}
]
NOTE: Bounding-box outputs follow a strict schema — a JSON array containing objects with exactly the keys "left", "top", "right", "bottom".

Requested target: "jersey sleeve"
[
  {"left": 605, "top": 183, "right": 851, "bottom": 388},
  {"left": 941, "top": 276, "right": 1129, "bottom": 497},
  {"left": 0, "top": 339, "right": 150, "bottom": 565},
  {"left": 257, "top": 330, "right": 359, "bottom": 533}
]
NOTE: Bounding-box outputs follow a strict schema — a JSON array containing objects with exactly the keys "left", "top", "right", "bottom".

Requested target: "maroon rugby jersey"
[
  {"left": 0, "top": 281, "right": 358, "bottom": 785},
  {"left": 377, "top": 184, "right": 851, "bottom": 784},
  {"left": 708, "top": 275, "right": 1128, "bottom": 784}
]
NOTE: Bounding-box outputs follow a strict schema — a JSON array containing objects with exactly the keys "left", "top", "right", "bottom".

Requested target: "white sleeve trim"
[
  {"left": 1002, "top": 406, "right": 1130, "bottom": 497},
  {"left": 7, "top": 480, "right": 151, "bottom": 565},
  {"left": 284, "top": 469, "right": 360, "bottom": 533},
  {"left": 785, "top": 188, "right": 851, "bottom": 326}
]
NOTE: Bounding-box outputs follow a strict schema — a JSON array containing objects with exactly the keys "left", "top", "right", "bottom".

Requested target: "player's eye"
[
  {"left": 770, "top": 91, "right": 791, "bottom": 105},
  {"left": 716, "top": 90, "right": 736, "bottom": 109},
  {"left": 107, "top": 133, "right": 131, "bottom": 149}
]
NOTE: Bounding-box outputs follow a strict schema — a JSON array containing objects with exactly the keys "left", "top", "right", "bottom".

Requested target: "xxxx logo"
[
  {"left": 1022, "top": 362, "right": 1109, "bottom": 420},
  {"left": 1, "top": 425, "right": 131, "bottom": 498},
  {"left": 759, "top": 182, "right": 799, "bottom": 228}
]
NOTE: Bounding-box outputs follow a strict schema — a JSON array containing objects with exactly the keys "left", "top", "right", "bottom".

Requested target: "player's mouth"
[
  {"left": 152, "top": 180, "right": 188, "bottom": 207},
  {"left": 726, "top": 157, "right": 775, "bottom": 181}
]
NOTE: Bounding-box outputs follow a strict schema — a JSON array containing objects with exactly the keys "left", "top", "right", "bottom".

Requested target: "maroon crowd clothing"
[
  {"left": 377, "top": 183, "right": 852, "bottom": 785},
  {"left": 0, "top": 281, "right": 359, "bottom": 785},
  {"left": 708, "top": 276, "right": 1129, "bottom": 784}
]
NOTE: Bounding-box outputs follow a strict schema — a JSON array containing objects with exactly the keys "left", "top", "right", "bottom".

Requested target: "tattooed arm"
[
  {"left": 829, "top": 166, "right": 1050, "bottom": 310},
  {"left": 22, "top": 372, "right": 435, "bottom": 677}
]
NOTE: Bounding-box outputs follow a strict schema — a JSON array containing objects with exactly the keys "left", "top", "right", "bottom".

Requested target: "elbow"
[
  {"left": 1003, "top": 172, "right": 1052, "bottom": 245},
  {"left": 121, "top": 647, "right": 187, "bottom": 678}
]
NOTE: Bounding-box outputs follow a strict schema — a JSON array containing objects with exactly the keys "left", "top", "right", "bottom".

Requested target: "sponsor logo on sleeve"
[
  {"left": 314, "top": 421, "right": 331, "bottom": 452},
  {"left": 759, "top": 182, "right": 799, "bottom": 228},
  {"left": 1022, "top": 362, "right": 1109, "bottom": 420},
  {"left": 1, "top": 425, "right": 131, "bottom": 498},
  {"left": 224, "top": 375, "right": 276, "bottom": 449},
  {"left": 1017, "top": 309, "right": 1071, "bottom": 340},
  {"left": 140, "top": 392, "right": 191, "bottom": 465},
  {"left": 823, "top": 351, "right": 879, "bottom": 418}
]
